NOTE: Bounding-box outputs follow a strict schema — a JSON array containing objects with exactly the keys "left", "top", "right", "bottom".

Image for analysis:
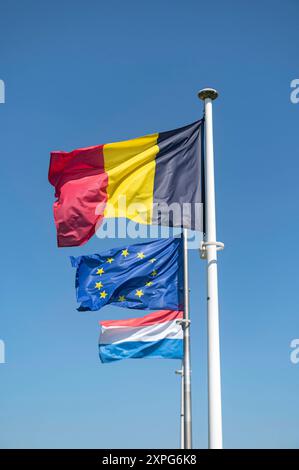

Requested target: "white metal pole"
[
  {"left": 180, "top": 365, "right": 185, "bottom": 449},
  {"left": 182, "top": 228, "right": 192, "bottom": 449},
  {"left": 175, "top": 365, "right": 185, "bottom": 449},
  {"left": 198, "top": 88, "right": 223, "bottom": 449}
]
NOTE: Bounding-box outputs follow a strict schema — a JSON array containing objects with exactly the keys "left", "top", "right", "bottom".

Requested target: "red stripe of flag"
[
  {"left": 48, "top": 145, "right": 108, "bottom": 247},
  {"left": 100, "top": 310, "right": 183, "bottom": 328}
]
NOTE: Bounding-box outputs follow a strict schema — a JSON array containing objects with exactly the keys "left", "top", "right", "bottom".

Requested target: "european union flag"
[{"left": 71, "top": 238, "right": 183, "bottom": 312}]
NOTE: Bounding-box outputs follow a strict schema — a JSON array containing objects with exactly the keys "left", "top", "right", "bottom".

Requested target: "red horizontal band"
[{"left": 100, "top": 310, "right": 183, "bottom": 328}]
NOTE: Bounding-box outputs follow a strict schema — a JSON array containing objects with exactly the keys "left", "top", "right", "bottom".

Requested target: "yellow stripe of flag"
[{"left": 103, "top": 133, "right": 159, "bottom": 224}]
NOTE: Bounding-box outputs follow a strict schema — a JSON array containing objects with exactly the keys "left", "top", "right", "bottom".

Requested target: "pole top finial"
[{"left": 197, "top": 88, "right": 219, "bottom": 101}]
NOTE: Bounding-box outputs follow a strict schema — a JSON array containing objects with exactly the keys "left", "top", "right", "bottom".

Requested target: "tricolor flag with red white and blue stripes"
[{"left": 99, "top": 310, "right": 183, "bottom": 363}]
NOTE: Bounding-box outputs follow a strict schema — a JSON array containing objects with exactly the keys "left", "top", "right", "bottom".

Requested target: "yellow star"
[
  {"left": 107, "top": 257, "right": 114, "bottom": 264},
  {"left": 137, "top": 252, "right": 145, "bottom": 259},
  {"left": 145, "top": 281, "right": 153, "bottom": 287},
  {"left": 95, "top": 281, "right": 103, "bottom": 290},
  {"left": 100, "top": 290, "right": 108, "bottom": 299},
  {"left": 151, "top": 270, "right": 157, "bottom": 277},
  {"left": 96, "top": 267, "right": 104, "bottom": 275},
  {"left": 135, "top": 289, "right": 144, "bottom": 298},
  {"left": 149, "top": 258, "right": 156, "bottom": 263},
  {"left": 118, "top": 295, "right": 126, "bottom": 302},
  {"left": 121, "top": 249, "right": 129, "bottom": 257}
]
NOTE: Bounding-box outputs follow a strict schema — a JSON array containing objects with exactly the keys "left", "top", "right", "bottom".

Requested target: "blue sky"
[{"left": 0, "top": 0, "right": 298, "bottom": 448}]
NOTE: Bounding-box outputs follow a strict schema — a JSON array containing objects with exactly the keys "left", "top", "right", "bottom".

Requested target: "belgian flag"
[{"left": 49, "top": 120, "right": 204, "bottom": 247}]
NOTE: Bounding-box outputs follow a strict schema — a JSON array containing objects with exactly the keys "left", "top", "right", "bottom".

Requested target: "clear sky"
[{"left": 0, "top": 0, "right": 298, "bottom": 449}]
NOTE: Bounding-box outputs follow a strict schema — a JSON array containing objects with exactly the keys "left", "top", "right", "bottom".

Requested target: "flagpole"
[
  {"left": 175, "top": 365, "right": 185, "bottom": 449},
  {"left": 180, "top": 365, "right": 185, "bottom": 449},
  {"left": 198, "top": 88, "right": 223, "bottom": 449},
  {"left": 182, "top": 228, "right": 192, "bottom": 449}
]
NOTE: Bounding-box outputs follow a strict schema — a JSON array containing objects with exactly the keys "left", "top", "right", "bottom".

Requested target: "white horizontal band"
[{"left": 100, "top": 319, "right": 183, "bottom": 345}]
